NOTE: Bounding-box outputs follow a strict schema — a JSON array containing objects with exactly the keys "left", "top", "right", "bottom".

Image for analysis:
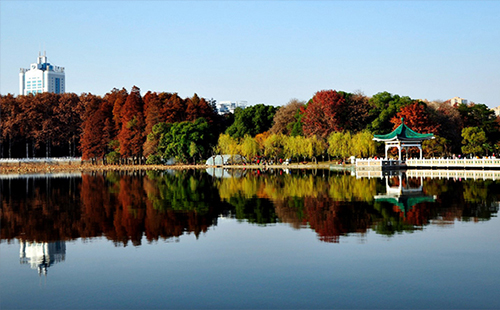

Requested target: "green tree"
[
  {"left": 240, "top": 135, "right": 259, "bottom": 161},
  {"left": 283, "top": 135, "right": 303, "bottom": 163},
  {"left": 461, "top": 127, "right": 487, "bottom": 156},
  {"left": 157, "top": 118, "right": 214, "bottom": 163},
  {"left": 215, "top": 133, "right": 240, "bottom": 156},
  {"left": 458, "top": 103, "right": 499, "bottom": 146},
  {"left": 351, "top": 130, "right": 376, "bottom": 158},
  {"left": 423, "top": 136, "right": 448, "bottom": 158},
  {"left": 368, "top": 92, "right": 414, "bottom": 135},
  {"left": 226, "top": 104, "right": 277, "bottom": 138},
  {"left": 328, "top": 132, "right": 352, "bottom": 160},
  {"left": 263, "top": 134, "right": 284, "bottom": 160}
]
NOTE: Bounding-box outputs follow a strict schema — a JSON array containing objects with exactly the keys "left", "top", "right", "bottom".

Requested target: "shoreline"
[{"left": 0, "top": 162, "right": 342, "bottom": 175}]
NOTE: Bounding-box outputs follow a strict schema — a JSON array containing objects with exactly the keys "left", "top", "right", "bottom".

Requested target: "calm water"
[{"left": 1, "top": 169, "right": 499, "bottom": 309}]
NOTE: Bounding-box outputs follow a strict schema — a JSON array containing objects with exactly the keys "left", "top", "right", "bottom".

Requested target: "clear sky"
[{"left": 1, "top": 1, "right": 499, "bottom": 107}]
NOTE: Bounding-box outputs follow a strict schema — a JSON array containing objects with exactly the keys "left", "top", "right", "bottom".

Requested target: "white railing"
[
  {"left": 406, "top": 158, "right": 500, "bottom": 168},
  {"left": 356, "top": 169, "right": 500, "bottom": 180},
  {"left": 0, "top": 157, "right": 81, "bottom": 164},
  {"left": 355, "top": 158, "right": 403, "bottom": 168}
]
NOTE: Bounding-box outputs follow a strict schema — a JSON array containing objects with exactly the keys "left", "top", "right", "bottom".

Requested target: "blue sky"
[{"left": 1, "top": 1, "right": 499, "bottom": 107}]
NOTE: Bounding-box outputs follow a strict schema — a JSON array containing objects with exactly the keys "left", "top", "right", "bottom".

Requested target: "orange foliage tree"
[
  {"left": 390, "top": 101, "right": 440, "bottom": 134},
  {"left": 302, "top": 90, "right": 349, "bottom": 138},
  {"left": 118, "top": 86, "right": 145, "bottom": 161}
]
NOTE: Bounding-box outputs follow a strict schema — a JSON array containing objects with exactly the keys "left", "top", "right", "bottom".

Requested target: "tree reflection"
[{"left": 1, "top": 170, "right": 499, "bottom": 245}]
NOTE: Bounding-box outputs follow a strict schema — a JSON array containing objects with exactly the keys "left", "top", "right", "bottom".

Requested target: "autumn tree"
[
  {"left": 142, "top": 92, "right": 164, "bottom": 157},
  {"left": 428, "top": 101, "right": 463, "bottom": 154},
  {"left": 215, "top": 133, "right": 240, "bottom": 156},
  {"left": 80, "top": 94, "right": 106, "bottom": 161},
  {"left": 270, "top": 99, "right": 305, "bottom": 135},
  {"left": 54, "top": 93, "right": 84, "bottom": 157},
  {"left": 351, "top": 130, "right": 377, "bottom": 158},
  {"left": 240, "top": 135, "right": 259, "bottom": 161},
  {"left": 185, "top": 93, "right": 218, "bottom": 123},
  {"left": 0, "top": 94, "right": 18, "bottom": 158},
  {"left": 302, "top": 90, "right": 349, "bottom": 138},
  {"left": 263, "top": 134, "right": 284, "bottom": 160},
  {"left": 328, "top": 131, "right": 352, "bottom": 160},
  {"left": 390, "top": 101, "right": 440, "bottom": 134},
  {"left": 118, "top": 86, "right": 145, "bottom": 163},
  {"left": 107, "top": 88, "right": 129, "bottom": 133},
  {"left": 348, "top": 92, "right": 374, "bottom": 132},
  {"left": 163, "top": 93, "right": 186, "bottom": 123}
]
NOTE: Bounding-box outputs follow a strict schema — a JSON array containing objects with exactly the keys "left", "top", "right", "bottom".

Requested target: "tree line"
[
  {"left": 1, "top": 87, "right": 499, "bottom": 162},
  {"left": 218, "top": 90, "right": 500, "bottom": 161},
  {"left": 0, "top": 86, "right": 226, "bottom": 162}
]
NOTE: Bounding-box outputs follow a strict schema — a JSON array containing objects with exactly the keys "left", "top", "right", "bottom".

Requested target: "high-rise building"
[{"left": 19, "top": 52, "right": 65, "bottom": 95}]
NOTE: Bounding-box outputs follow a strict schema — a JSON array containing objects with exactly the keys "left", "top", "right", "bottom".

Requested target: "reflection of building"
[
  {"left": 374, "top": 172, "right": 436, "bottom": 215},
  {"left": 20, "top": 240, "right": 66, "bottom": 275},
  {"left": 19, "top": 52, "right": 65, "bottom": 95}
]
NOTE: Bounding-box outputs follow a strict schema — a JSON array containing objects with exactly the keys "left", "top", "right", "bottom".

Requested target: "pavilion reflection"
[{"left": 374, "top": 171, "right": 436, "bottom": 216}]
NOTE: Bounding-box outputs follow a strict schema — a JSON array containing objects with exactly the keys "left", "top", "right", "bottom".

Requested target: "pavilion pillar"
[
  {"left": 419, "top": 146, "right": 422, "bottom": 159},
  {"left": 398, "top": 145, "right": 402, "bottom": 161}
]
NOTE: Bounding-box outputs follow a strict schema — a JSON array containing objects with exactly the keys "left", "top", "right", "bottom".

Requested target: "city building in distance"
[
  {"left": 492, "top": 105, "right": 500, "bottom": 117},
  {"left": 216, "top": 100, "right": 247, "bottom": 114},
  {"left": 19, "top": 52, "right": 65, "bottom": 95},
  {"left": 450, "top": 96, "right": 468, "bottom": 105}
]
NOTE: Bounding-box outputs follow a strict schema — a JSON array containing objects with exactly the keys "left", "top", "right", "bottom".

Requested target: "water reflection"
[
  {"left": 19, "top": 240, "right": 66, "bottom": 275},
  {"left": 1, "top": 169, "right": 499, "bottom": 246},
  {"left": 374, "top": 173, "right": 436, "bottom": 216}
]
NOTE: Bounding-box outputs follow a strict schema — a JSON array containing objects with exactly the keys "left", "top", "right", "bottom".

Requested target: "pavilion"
[{"left": 373, "top": 118, "right": 434, "bottom": 160}]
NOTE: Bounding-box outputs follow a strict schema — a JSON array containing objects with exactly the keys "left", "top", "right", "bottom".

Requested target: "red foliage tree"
[
  {"left": 391, "top": 101, "right": 440, "bottom": 134},
  {"left": 107, "top": 88, "right": 129, "bottom": 133},
  {"left": 143, "top": 91, "right": 163, "bottom": 135},
  {"left": 162, "top": 93, "right": 186, "bottom": 123},
  {"left": 54, "top": 93, "right": 84, "bottom": 156},
  {"left": 0, "top": 94, "right": 18, "bottom": 157},
  {"left": 118, "top": 86, "right": 145, "bottom": 160},
  {"left": 80, "top": 94, "right": 106, "bottom": 160},
  {"left": 302, "top": 90, "right": 349, "bottom": 138}
]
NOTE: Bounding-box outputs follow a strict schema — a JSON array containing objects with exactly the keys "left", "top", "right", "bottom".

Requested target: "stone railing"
[
  {"left": 355, "top": 159, "right": 404, "bottom": 169},
  {"left": 406, "top": 158, "right": 500, "bottom": 168}
]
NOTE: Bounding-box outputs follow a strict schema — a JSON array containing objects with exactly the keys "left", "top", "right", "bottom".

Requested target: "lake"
[{"left": 1, "top": 168, "right": 499, "bottom": 309}]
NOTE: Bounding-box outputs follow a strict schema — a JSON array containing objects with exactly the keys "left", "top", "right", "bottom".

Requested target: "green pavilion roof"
[{"left": 373, "top": 120, "right": 434, "bottom": 141}]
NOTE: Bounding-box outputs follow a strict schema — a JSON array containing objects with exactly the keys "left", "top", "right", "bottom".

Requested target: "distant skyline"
[{"left": 1, "top": 1, "right": 499, "bottom": 108}]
